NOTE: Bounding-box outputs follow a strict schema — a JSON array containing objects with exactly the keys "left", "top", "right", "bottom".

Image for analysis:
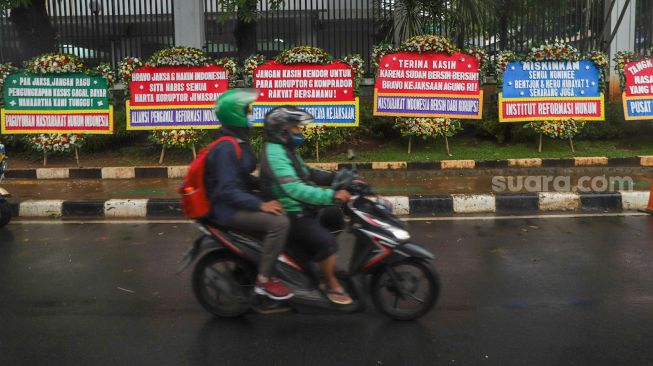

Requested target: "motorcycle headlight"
[{"left": 388, "top": 227, "right": 410, "bottom": 242}]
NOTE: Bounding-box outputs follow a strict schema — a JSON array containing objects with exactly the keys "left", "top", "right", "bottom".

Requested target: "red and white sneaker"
[{"left": 254, "top": 277, "right": 294, "bottom": 300}]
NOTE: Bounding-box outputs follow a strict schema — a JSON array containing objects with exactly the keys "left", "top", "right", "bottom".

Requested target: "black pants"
[{"left": 287, "top": 213, "right": 338, "bottom": 262}]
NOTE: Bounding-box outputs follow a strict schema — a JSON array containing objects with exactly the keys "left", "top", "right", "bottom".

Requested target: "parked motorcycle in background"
[{"left": 0, "top": 143, "right": 12, "bottom": 228}]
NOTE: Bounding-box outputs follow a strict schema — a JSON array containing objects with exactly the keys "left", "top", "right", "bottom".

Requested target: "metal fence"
[
  {"left": 636, "top": 0, "right": 653, "bottom": 52},
  {"left": 204, "top": 0, "right": 385, "bottom": 70},
  {"left": 1, "top": 0, "right": 175, "bottom": 67},
  {"left": 1, "top": 0, "right": 652, "bottom": 69},
  {"left": 204, "top": 0, "right": 612, "bottom": 72},
  {"left": 454, "top": 0, "right": 606, "bottom": 54},
  {"left": 0, "top": 11, "right": 19, "bottom": 64}
]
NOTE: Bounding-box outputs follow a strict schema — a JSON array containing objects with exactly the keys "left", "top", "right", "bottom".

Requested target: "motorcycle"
[
  {"left": 179, "top": 166, "right": 440, "bottom": 320},
  {"left": 0, "top": 143, "right": 11, "bottom": 228}
]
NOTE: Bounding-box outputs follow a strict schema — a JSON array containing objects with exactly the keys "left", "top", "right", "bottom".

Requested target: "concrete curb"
[
  {"left": 7, "top": 155, "right": 652, "bottom": 180},
  {"left": 8, "top": 191, "right": 649, "bottom": 219}
]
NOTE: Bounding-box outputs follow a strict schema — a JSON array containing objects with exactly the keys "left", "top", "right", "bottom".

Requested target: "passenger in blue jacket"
[{"left": 204, "top": 89, "right": 293, "bottom": 300}]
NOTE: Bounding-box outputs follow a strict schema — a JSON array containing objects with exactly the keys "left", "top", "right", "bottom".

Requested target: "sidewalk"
[
  {"left": 4, "top": 168, "right": 652, "bottom": 200},
  {"left": 4, "top": 167, "right": 651, "bottom": 219}
]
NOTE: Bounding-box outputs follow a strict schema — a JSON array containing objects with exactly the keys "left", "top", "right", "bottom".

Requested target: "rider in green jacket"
[{"left": 260, "top": 106, "right": 353, "bottom": 305}]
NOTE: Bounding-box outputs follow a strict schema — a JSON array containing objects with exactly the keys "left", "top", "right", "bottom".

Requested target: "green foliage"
[
  {"left": 214, "top": 0, "right": 285, "bottom": 23},
  {"left": 0, "top": 0, "right": 31, "bottom": 11},
  {"left": 298, "top": 128, "right": 354, "bottom": 159},
  {"left": 357, "top": 96, "right": 398, "bottom": 139}
]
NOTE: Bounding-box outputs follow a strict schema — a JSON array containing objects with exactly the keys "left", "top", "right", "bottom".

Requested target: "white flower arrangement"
[
  {"left": 275, "top": 46, "right": 332, "bottom": 65},
  {"left": 146, "top": 47, "right": 210, "bottom": 67},
  {"left": 26, "top": 54, "right": 85, "bottom": 74},
  {"left": 24, "top": 134, "right": 84, "bottom": 153},
  {"left": 116, "top": 56, "right": 144, "bottom": 84}
]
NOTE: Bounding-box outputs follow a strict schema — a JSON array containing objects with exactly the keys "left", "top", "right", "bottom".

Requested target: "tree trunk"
[
  {"left": 234, "top": 0, "right": 258, "bottom": 60},
  {"left": 10, "top": 0, "right": 56, "bottom": 62}
]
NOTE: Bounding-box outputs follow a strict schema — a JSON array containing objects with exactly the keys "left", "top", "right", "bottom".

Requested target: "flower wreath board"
[
  {"left": 249, "top": 47, "right": 361, "bottom": 126},
  {"left": 615, "top": 49, "right": 653, "bottom": 120},
  {"left": 372, "top": 35, "right": 484, "bottom": 119},
  {"left": 497, "top": 44, "right": 606, "bottom": 122},
  {"left": 1, "top": 55, "right": 113, "bottom": 135},
  {"left": 125, "top": 47, "right": 230, "bottom": 131}
]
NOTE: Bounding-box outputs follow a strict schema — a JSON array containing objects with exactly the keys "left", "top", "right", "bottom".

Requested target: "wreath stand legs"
[
  {"left": 159, "top": 145, "right": 166, "bottom": 165},
  {"left": 315, "top": 140, "right": 320, "bottom": 162},
  {"left": 407, "top": 136, "right": 412, "bottom": 154},
  {"left": 444, "top": 135, "right": 451, "bottom": 156},
  {"left": 569, "top": 137, "right": 575, "bottom": 153},
  {"left": 191, "top": 144, "right": 197, "bottom": 159},
  {"left": 538, "top": 133, "right": 543, "bottom": 153},
  {"left": 74, "top": 146, "right": 80, "bottom": 167},
  {"left": 43, "top": 152, "right": 47, "bottom": 167}
]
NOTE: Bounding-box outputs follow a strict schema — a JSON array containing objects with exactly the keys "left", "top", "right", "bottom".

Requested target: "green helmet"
[{"left": 214, "top": 89, "right": 259, "bottom": 128}]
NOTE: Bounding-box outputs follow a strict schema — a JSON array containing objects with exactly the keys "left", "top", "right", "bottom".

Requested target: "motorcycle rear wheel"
[
  {"left": 370, "top": 259, "right": 440, "bottom": 320},
  {"left": 0, "top": 200, "right": 11, "bottom": 228},
  {"left": 192, "top": 251, "right": 256, "bottom": 317}
]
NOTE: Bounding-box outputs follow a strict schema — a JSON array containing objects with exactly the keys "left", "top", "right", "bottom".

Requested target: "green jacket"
[{"left": 262, "top": 142, "right": 336, "bottom": 213}]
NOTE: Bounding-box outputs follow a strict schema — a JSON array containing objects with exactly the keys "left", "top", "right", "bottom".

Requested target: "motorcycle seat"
[{"left": 199, "top": 218, "right": 266, "bottom": 241}]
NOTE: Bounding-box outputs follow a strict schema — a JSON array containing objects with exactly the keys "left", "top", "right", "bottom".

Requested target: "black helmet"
[{"left": 263, "top": 106, "right": 314, "bottom": 144}]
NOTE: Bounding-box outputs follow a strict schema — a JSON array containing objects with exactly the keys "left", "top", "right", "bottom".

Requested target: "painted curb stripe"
[
  {"left": 579, "top": 192, "right": 623, "bottom": 212},
  {"left": 541, "top": 158, "right": 575, "bottom": 167},
  {"left": 607, "top": 157, "right": 641, "bottom": 166},
  {"left": 146, "top": 199, "right": 183, "bottom": 218},
  {"left": 62, "top": 200, "right": 105, "bottom": 217},
  {"left": 18, "top": 200, "right": 63, "bottom": 217},
  {"left": 5, "top": 169, "right": 37, "bottom": 179},
  {"left": 7, "top": 192, "right": 650, "bottom": 218},
  {"left": 452, "top": 194, "right": 496, "bottom": 213},
  {"left": 6, "top": 156, "right": 653, "bottom": 180},
  {"left": 408, "top": 195, "right": 453, "bottom": 214},
  {"left": 337, "top": 163, "right": 373, "bottom": 170},
  {"left": 69, "top": 168, "right": 102, "bottom": 179},
  {"left": 475, "top": 160, "right": 509, "bottom": 169},
  {"left": 495, "top": 194, "right": 539, "bottom": 212},
  {"left": 406, "top": 162, "right": 441, "bottom": 170},
  {"left": 135, "top": 167, "right": 169, "bottom": 179}
]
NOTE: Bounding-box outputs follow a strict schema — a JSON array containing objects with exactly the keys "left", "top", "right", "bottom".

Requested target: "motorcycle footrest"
[{"left": 252, "top": 295, "right": 292, "bottom": 315}]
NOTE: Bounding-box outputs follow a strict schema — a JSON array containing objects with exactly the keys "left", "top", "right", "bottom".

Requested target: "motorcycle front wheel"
[
  {"left": 0, "top": 200, "right": 11, "bottom": 228},
  {"left": 370, "top": 259, "right": 440, "bottom": 320},
  {"left": 192, "top": 251, "right": 256, "bottom": 317}
]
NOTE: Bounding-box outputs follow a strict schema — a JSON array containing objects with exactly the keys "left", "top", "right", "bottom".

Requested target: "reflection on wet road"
[{"left": 1, "top": 216, "right": 653, "bottom": 365}]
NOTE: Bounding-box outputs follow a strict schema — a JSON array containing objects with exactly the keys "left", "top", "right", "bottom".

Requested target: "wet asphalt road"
[{"left": 1, "top": 215, "right": 653, "bottom": 366}]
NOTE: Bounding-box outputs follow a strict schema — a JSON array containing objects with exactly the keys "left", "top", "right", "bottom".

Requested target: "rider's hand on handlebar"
[
  {"left": 334, "top": 189, "right": 352, "bottom": 203},
  {"left": 260, "top": 200, "right": 284, "bottom": 215}
]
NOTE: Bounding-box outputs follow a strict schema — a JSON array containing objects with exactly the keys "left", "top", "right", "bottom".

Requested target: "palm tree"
[{"left": 381, "top": 0, "right": 487, "bottom": 47}]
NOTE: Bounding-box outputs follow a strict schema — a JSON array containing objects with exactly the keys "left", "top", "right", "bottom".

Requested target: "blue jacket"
[{"left": 204, "top": 133, "right": 262, "bottom": 224}]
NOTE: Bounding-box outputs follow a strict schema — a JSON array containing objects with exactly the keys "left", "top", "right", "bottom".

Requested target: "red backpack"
[{"left": 178, "top": 136, "right": 241, "bottom": 219}]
